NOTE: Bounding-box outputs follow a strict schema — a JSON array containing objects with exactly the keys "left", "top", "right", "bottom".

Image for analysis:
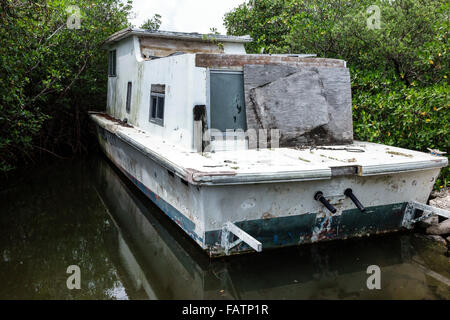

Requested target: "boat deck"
[{"left": 91, "top": 113, "right": 447, "bottom": 186}]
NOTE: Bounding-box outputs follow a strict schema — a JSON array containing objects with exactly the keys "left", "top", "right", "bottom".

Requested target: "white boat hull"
[{"left": 94, "top": 122, "right": 443, "bottom": 256}]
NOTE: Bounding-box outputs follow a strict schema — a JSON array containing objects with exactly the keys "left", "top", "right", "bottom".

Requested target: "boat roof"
[{"left": 105, "top": 28, "right": 253, "bottom": 45}]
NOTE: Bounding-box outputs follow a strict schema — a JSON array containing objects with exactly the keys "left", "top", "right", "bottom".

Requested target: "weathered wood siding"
[
  {"left": 140, "top": 37, "right": 224, "bottom": 59},
  {"left": 195, "top": 54, "right": 346, "bottom": 69}
]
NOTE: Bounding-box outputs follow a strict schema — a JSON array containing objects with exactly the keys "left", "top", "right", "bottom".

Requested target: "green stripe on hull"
[
  {"left": 205, "top": 203, "right": 408, "bottom": 255},
  {"left": 339, "top": 203, "right": 407, "bottom": 236}
]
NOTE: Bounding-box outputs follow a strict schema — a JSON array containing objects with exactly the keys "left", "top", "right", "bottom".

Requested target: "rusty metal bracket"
[
  {"left": 221, "top": 222, "right": 262, "bottom": 255},
  {"left": 402, "top": 201, "right": 450, "bottom": 229}
]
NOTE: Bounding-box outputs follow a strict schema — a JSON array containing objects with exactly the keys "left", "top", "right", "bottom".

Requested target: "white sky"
[{"left": 129, "top": 0, "right": 247, "bottom": 34}]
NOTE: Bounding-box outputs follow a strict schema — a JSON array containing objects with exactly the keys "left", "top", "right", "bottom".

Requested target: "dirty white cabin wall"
[
  {"left": 106, "top": 36, "right": 135, "bottom": 120},
  {"left": 107, "top": 36, "right": 208, "bottom": 151},
  {"left": 222, "top": 42, "right": 247, "bottom": 54}
]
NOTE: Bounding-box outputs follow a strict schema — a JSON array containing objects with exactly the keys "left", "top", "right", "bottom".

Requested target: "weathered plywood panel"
[
  {"left": 140, "top": 37, "right": 223, "bottom": 58},
  {"left": 317, "top": 67, "right": 353, "bottom": 143},
  {"left": 244, "top": 64, "right": 300, "bottom": 132},
  {"left": 250, "top": 70, "right": 330, "bottom": 145},
  {"left": 244, "top": 64, "right": 353, "bottom": 147}
]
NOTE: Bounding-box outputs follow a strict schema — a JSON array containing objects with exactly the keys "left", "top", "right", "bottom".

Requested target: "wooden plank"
[
  {"left": 195, "top": 54, "right": 346, "bottom": 68},
  {"left": 140, "top": 37, "right": 223, "bottom": 58}
]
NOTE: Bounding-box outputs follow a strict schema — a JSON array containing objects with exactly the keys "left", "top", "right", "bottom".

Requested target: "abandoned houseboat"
[
  {"left": 96, "top": 158, "right": 426, "bottom": 299},
  {"left": 90, "top": 28, "right": 449, "bottom": 256}
]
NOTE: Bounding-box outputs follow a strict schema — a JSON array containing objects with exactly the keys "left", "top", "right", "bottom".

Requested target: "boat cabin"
[{"left": 104, "top": 28, "right": 353, "bottom": 152}]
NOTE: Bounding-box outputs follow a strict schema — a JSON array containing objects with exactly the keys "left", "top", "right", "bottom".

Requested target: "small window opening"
[
  {"left": 149, "top": 84, "right": 165, "bottom": 126},
  {"left": 126, "top": 82, "right": 132, "bottom": 113},
  {"left": 108, "top": 50, "right": 116, "bottom": 77}
]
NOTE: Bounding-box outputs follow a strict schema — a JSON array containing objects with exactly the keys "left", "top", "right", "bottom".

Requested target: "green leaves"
[
  {"left": 0, "top": 0, "right": 131, "bottom": 171},
  {"left": 224, "top": 0, "right": 294, "bottom": 53},
  {"left": 140, "top": 14, "right": 162, "bottom": 31},
  {"left": 352, "top": 74, "right": 449, "bottom": 188},
  {"left": 224, "top": 0, "right": 449, "bottom": 188}
]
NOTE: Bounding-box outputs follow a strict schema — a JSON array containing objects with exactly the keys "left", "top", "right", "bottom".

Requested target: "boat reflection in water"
[{"left": 95, "top": 158, "right": 450, "bottom": 300}]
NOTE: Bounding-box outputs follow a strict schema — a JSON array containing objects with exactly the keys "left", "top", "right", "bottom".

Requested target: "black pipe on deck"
[
  {"left": 344, "top": 188, "right": 366, "bottom": 212},
  {"left": 314, "top": 192, "right": 337, "bottom": 214}
]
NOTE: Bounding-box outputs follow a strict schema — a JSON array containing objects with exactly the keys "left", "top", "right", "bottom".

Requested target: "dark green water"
[{"left": 0, "top": 155, "right": 449, "bottom": 300}]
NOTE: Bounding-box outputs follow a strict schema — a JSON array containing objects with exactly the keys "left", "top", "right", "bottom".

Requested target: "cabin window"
[
  {"left": 126, "top": 82, "right": 132, "bottom": 113},
  {"left": 149, "top": 84, "right": 165, "bottom": 126},
  {"left": 108, "top": 50, "right": 116, "bottom": 77}
]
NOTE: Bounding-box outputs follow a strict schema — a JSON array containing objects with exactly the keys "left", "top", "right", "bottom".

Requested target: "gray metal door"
[{"left": 210, "top": 70, "right": 247, "bottom": 132}]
